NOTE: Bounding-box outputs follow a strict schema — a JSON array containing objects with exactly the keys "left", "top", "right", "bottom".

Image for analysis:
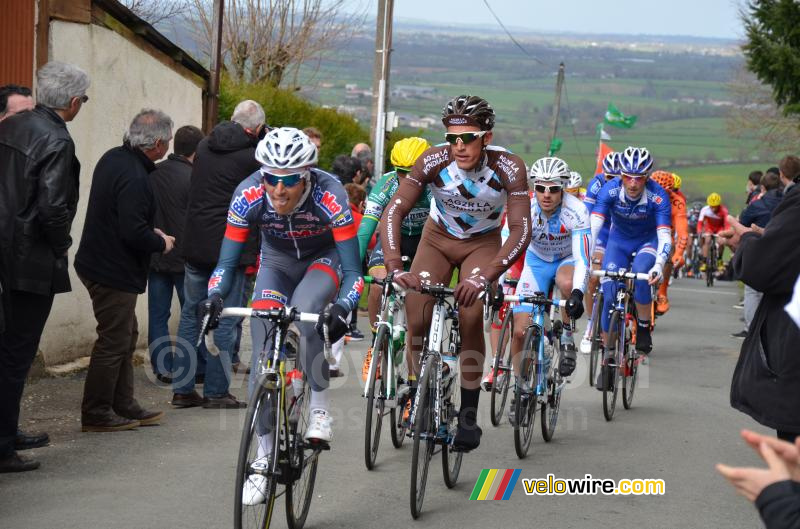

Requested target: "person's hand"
[
  {"left": 392, "top": 270, "right": 421, "bottom": 291},
  {"left": 729, "top": 216, "right": 752, "bottom": 237},
  {"left": 647, "top": 263, "right": 663, "bottom": 285},
  {"left": 740, "top": 429, "right": 800, "bottom": 481},
  {"left": 198, "top": 293, "right": 224, "bottom": 331},
  {"left": 454, "top": 275, "right": 486, "bottom": 307},
  {"left": 316, "top": 303, "right": 350, "bottom": 343},
  {"left": 750, "top": 223, "right": 765, "bottom": 236},
  {"left": 565, "top": 289, "right": 584, "bottom": 319},
  {"left": 155, "top": 228, "right": 175, "bottom": 254},
  {"left": 717, "top": 441, "right": 793, "bottom": 502},
  {"left": 671, "top": 254, "right": 685, "bottom": 269}
]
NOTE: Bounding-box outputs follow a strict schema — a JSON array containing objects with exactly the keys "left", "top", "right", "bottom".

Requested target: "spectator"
[
  {"left": 331, "top": 154, "right": 362, "bottom": 186},
  {"left": 746, "top": 170, "right": 764, "bottom": 206},
  {"left": 0, "top": 62, "right": 89, "bottom": 472},
  {"left": 171, "top": 100, "right": 266, "bottom": 409},
  {"left": 351, "top": 142, "right": 371, "bottom": 158},
  {"left": 303, "top": 127, "right": 322, "bottom": 151},
  {"left": 147, "top": 125, "right": 204, "bottom": 383},
  {"left": 0, "top": 85, "right": 34, "bottom": 122},
  {"left": 343, "top": 183, "right": 367, "bottom": 343},
  {"left": 75, "top": 109, "right": 174, "bottom": 433},
  {"left": 352, "top": 142, "right": 374, "bottom": 180},
  {"left": 729, "top": 154, "right": 800, "bottom": 443}
]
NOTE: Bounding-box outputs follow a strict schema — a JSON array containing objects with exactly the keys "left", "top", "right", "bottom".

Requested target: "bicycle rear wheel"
[
  {"left": 541, "top": 322, "right": 561, "bottom": 442},
  {"left": 389, "top": 352, "right": 409, "bottom": 449},
  {"left": 285, "top": 377, "right": 319, "bottom": 529},
  {"left": 490, "top": 307, "right": 514, "bottom": 426},
  {"left": 364, "top": 327, "right": 388, "bottom": 470},
  {"left": 588, "top": 292, "right": 603, "bottom": 387},
  {"left": 234, "top": 381, "right": 279, "bottom": 529},
  {"left": 602, "top": 311, "right": 623, "bottom": 422},
  {"left": 514, "top": 327, "right": 538, "bottom": 459},
  {"left": 410, "top": 354, "right": 435, "bottom": 519}
]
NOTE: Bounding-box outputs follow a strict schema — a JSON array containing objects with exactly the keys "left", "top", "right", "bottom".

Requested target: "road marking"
[{"left": 669, "top": 286, "right": 738, "bottom": 297}]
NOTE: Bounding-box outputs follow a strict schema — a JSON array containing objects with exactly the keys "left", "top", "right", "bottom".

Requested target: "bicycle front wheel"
[
  {"left": 490, "top": 307, "right": 514, "bottom": 426},
  {"left": 541, "top": 323, "right": 562, "bottom": 442},
  {"left": 588, "top": 292, "right": 604, "bottom": 387},
  {"left": 442, "top": 370, "right": 462, "bottom": 489},
  {"left": 234, "top": 381, "right": 279, "bottom": 529},
  {"left": 285, "top": 377, "right": 319, "bottom": 529},
  {"left": 514, "top": 327, "right": 539, "bottom": 459},
  {"left": 410, "top": 354, "right": 436, "bottom": 519},
  {"left": 364, "top": 327, "right": 388, "bottom": 470},
  {"left": 602, "top": 311, "right": 623, "bottom": 421},
  {"left": 622, "top": 315, "right": 639, "bottom": 410}
]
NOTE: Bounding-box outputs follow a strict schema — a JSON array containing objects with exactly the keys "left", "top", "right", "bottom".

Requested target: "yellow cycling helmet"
[
  {"left": 707, "top": 192, "right": 722, "bottom": 207},
  {"left": 390, "top": 137, "right": 430, "bottom": 169},
  {"left": 672, "top": 173, "right": 682, "bottom": 190}
]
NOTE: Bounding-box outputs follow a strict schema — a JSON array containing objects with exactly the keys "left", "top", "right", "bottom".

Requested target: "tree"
[
  {"left": 189, "top": 0, "right": 365, "bottom": 88},
  {"left": 742, "top": 0, "right": 800, "bottom": 116},
  {"left": 121, "top": 0, "right": 190, "bottom": 26}
]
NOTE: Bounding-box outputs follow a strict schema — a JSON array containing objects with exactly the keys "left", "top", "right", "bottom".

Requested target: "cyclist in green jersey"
[{"left": 357, "top": 137, "right": 432, "bottom": 382}]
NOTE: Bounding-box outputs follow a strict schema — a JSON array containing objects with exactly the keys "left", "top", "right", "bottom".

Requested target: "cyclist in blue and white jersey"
[
  {"left": 508, "top": 157, "right": 590, "bottom": 414},
  {"left": 590, "top": 147, "right": 671, "bottom": 374},
  {"left": 580, "top": 151, "right": 621, "bottom": 353}
]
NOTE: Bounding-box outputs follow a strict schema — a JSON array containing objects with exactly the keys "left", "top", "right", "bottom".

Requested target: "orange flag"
[{"left": 595, "top": 142, "right": 612, "bottom": 176}]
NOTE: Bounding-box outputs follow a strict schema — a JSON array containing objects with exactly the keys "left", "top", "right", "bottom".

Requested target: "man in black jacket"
[
  {"left": 0, "top": 62, "right": 89, "bottom": 473},
  {"left": 171, "top": 100, "right": 265, "bottom": 408},
  {"left": 148, "top": 125, "right": 204, "bottom": 383},
  {"left": 75, "top": 109, "right": 175, "bottom": 432},
  {"left": 730, "top": 154, "right": 800, "bottom": 443}
]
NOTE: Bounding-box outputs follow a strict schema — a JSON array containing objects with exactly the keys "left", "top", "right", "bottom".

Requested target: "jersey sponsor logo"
[
  {"left": 260, "top": 289, "right": 287, "bottom": 305},
  {"left": 312, "top": 257, "right": 333, "bottom": 267},
  {"left": 331, "top": 211, "right": 353, "bottom": 228},
  {"left": 496, "top": 154, "right": 521, "bottom": 182},
  {"left": 227, "top": 212, "right": 248, "bottom": 227},
  {"left": 537, "top": 232, "right": 570, "bottom": 242},
  {"left": 264, "top": 227, "right": 329, "bottom": 239},
  {"left": 313, "top": 187, "right": 343, "bottom": 217},
  {"left": 423, "top": 150, "right": 448, "bottom": 174},
  {"left": 346, "top": 276, "right": 365, "bottom": 307},
  {"left": 208, "top": 269, "right": 224, "bottom": 290},
  {"left": 440, "top": 197, "right": 494, "bottom": 212},
  {"left": 230, "top": 185, "right": 264, "bottom": 218},
  {"left": 647, "top": 191, "right": 663, "bottom": 205},
  {"left": 293, "top": 211, "right": 321, "bottom": 223}
]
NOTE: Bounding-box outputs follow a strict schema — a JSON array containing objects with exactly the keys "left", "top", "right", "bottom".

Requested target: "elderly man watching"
[
  {"left": 75, "top": 109, "right": 174, "bottom": 433},
  {"left": 0, "top": 62, "right": 89, "bottom": 472}
]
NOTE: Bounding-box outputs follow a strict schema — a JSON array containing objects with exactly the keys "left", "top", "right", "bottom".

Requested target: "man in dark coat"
[
  {"left": 147, "top": 125, "right": 204, "bottom": 382},
  {"left": 0, "top": 62, "right": 89, "bottom": 473},
  {"left": 171, "top": 100, "right": 265, "bottom": 408},
  {"left": 75, "top": 109, "right": 175, "bottom": 432},
  {"left": 730, "top": 155, "right": 800, "bottom": 442}
]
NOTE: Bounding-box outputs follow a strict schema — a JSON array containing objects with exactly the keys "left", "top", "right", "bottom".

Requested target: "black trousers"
[
  {"left": 0, "top": 290, "right": 55, "bottom": 457},
  {"left": 777, "top": 430, "right": 800, "bottom": 443}
]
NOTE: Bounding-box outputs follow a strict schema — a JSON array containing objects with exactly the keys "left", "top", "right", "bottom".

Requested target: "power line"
[{"left": 481, "top": 0, "right": 546, "bottom": 65}]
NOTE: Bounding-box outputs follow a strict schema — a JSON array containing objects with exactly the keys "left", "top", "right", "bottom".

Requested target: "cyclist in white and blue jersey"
[{"left": 590, "top": 147, "right": 671, "bottom": 367}]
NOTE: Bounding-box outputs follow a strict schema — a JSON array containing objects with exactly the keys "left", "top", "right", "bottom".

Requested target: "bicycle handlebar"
[
  {"left": 591, "top": 270, "right": 651, "bottom": 281},
  {"left": 503, "top": 295, "right": 567, "bottom": 307}
]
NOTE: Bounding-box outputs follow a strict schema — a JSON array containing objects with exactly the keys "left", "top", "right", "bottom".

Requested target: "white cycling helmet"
[
  {"left": 255, "top": 127, "right": 318, "bottom": 170},
  {"left": 567, "top": 170, "right": 583, "bottom": 189},
  {"left": 529, "top": 156, "right": 570, "bottom": 185}
]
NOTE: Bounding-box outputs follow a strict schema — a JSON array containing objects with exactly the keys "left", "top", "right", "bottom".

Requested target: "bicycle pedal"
[{"left": 306, "top": 439, "right": 331, "bottom": 451}]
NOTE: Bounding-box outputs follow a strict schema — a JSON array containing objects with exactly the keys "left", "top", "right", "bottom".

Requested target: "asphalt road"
[{"left": 1, "top": 278, "right": 769, "bottom": 529}]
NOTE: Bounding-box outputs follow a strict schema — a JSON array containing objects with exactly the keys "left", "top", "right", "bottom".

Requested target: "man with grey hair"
[
  {"left": 0, "top": 62, "right": 89, "bottom": 473},
  {"left": 75, "top": 109, "right": 175, "bottom": 433},
  {"left": 171, "top": 100, "right": 266, "bottom": 409}
]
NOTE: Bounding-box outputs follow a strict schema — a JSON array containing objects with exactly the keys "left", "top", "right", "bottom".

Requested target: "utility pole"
[
  {"left": 370, "top": 0, "right": 394, "bottom": 178},
  {"left": 204, "top": 0, "right": 224, "bottom": 133},
  {"left": 547, "top": 62, "right": 565, "bottom": 154}
]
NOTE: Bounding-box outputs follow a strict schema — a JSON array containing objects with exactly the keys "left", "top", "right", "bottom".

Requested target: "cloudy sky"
[{"left": 349, "top": 0, "right": 745, "bottom": 40}]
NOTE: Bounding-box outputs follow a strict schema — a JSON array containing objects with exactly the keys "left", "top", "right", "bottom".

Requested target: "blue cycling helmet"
[
  {"left": 619, "top": 146, "right": 653, "bottom": 176},
  {"left": 601, "top": 151, "right": 621, "bottom": 177}
]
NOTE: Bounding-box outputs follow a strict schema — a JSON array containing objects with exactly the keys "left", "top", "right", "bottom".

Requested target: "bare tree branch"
[{"left": 121, "top": 0, "right": 191, "bottom": 26}]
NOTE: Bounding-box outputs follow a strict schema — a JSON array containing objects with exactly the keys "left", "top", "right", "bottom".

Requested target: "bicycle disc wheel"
[
  {"left": 234, "top": 382, "right": 279, "bottom": 529},
  {"left": 442, "top": 368, "right": 462, "bottom": 489},
  {"left": 541, "top": 324, "right": 561, "bottom": 442},
  {"left": 364, "top": 327, "right": 388, "bottom": 470},
  {"left": 286, "top": 378, "right": 319, "bottom": 529},
  {"left": 410, "top": 355, "right": 435, "bottom": 519},
  {"left": 602, "top": 312, "right": 622, "bottom": 422},
  {"left": 514, "top": 327, "right": 538, "bottom": 459},
  {"left": 588, "top": 292, "right": 603, "bottom": 387},
  {"left": 490, "top": 308, "right": 514, "bottom": 426}
]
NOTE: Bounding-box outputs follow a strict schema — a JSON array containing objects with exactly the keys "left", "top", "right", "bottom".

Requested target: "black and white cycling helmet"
[
  {"left": 619, "top": 146, "right": 653, "bottom": 176},
  {"left": 442, "top": 95, "right": 495, "bottom": 130},
  {"left": 529, "top": 156, "right": 570, "bottom": 185},
  {"left": 255, "top": 127, "right": 318, "bottom": 169},
  {"left": 567, "top": 170, "right": 583, "bottom": 189}
]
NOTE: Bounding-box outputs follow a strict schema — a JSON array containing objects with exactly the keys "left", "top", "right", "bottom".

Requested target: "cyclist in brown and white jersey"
[{"left": 380, "top": 95, "right": 531, "bottom": 451}]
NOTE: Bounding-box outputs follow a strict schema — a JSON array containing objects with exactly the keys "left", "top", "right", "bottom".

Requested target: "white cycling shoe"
[
  {"left": 242, "top": 456, "right": 270, "bottom": 505},
  {"left": 304, "top": 409, "right": 333, "bottom": 443}
]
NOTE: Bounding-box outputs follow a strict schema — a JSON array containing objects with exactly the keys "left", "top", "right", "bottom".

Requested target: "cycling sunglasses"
[
  {"left": 444, "top": 130, "right": 488, "bottom": 145},
  {"left": 621, "top": 173, "right": 647, "bottom": 181},
  {"left": 534, "top": 183, "right": 563, "bottom": 194},
  {"left": 260, "top": 168, "right": 307, "bottom": 188}
]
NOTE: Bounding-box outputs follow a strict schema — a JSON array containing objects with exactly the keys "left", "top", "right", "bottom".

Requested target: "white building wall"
[{"left": 40, "top": 20, "right": 204, "bottom": 366}]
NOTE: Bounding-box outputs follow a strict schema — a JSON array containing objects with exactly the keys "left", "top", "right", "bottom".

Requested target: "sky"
[{"left": 348, "top": 0, "right": 745, "bottom": 40}]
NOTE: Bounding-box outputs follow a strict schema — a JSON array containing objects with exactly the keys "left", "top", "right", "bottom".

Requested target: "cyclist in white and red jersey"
[{"left": 698, "top": 192, "right": 730, "bottom": 264}]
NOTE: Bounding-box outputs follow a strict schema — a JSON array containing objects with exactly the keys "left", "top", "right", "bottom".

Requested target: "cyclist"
[
  {"left": 356, "top": 137, "right": 432, "bottom": 381},
  {"left": 698, "top": 192, "right": 730, "bottom": 269},
  {"left": 686, "top": 200, "right": 703, "bottom": 277},
  {"left": 565, "top": 170, "right": 585, "bottom": 200},
  {"left": 579, "top": 151, "right": 621, "bottom": 353},
  {"left": 505, "top": 157, "right": 588, "bottom": 422},
  {"left": 672, "top": 173, "right": 685, "bottom": 201},
  {"left": 590, "top": 147, "right": 672, "bottom": 379},
  {"left": 201, "top": 128, "right": 363, "bottom": 453},
  {"left": 380, "top": 94, "right": 531, "bottom": 451},
  {"left": 649, "top": 171, "right": 688, "bottom": 315}
]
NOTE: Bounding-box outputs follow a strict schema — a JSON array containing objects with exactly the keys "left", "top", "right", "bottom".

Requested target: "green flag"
[
  {"left": 604, "top": 103, "right": 637, "bottom": 129},
  {"left": 548, "top": 137, "right": 563, "bottom": 156}
]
